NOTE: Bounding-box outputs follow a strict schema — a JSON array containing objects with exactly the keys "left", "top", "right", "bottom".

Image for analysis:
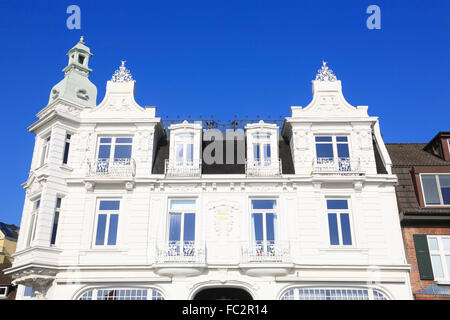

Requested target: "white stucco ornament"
[
  {"left": 111, "top": 61, "right": 134, "bottom": 82},
  {"left": 315, "top": 61, "right": 337, "bottom": 81}
]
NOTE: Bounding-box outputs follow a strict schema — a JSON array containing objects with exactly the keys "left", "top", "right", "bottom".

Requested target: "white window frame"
[
  {"left": 249, "top": 198, "right": 278, "bottom": 246},
  {"left": 174, "top": 135, "right": 194, "bottom": 166},
  {"left": 326, "top": 198, "right": 354, "bottom": 247},
  {"left": 420, "top": 173, "right": 450, "bottom": 207},
  {"left": 62, "top": 133, "right": 72, "bottom": 165},
  {"left": 78, "top": 287, "right": 164, "bottom": 300},
  {"left": 50, "top": 197, "right": 62, "bottom": 246},
  {"left": 27, "top": 199, "right": 40, "bottom": 247},
  {"left": 0, "top": 286, "right": 8, "bottom": 298},
  {"left": 314, "top": 135, "right": 351, "bottom": 159},
  {"left": 167, "top": 198, "right": 197, "bottom": 243},
  {"left": 252, "top": 134, "right": 272, "bottom": 166},
  {"left": 96, "top": 136, "right": 133, "bottom": 162},
  {"left": 93, "top": 199, "right": 121, "bottom": 248},
  {"left": 427, "top": 235, "right": 450, "bottom": 281},
  {"left": 280, "top": 287, "right": 387, "bottom": 300}
]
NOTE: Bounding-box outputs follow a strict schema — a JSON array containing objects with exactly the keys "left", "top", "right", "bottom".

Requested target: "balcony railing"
[
  {"left": 312, "top": 157, "right": 362, "bottom": 175},
  {"left": 165, "top": 159, "right": 202, "bottom": 177},
  {"left": 156, "top": 241, "right": 205, "bottom": 263},
  {"left": 246, "top": 159, "right": 282, "bottom": 176},
  {"left": 241, "top": 241, "right": 290, "bottom": 263},
  {"left": 87, "top": 158, "right": 136, "bottom": 178}
]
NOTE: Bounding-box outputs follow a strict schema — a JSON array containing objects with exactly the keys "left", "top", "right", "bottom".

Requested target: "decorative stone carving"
[
  {"left": 315, "top": 61, "right": 337, "bottom": 82},
  {"left": 125, "top": 181, "right": 135, "bottom": 191},
  {"left": 11, "top": 268, "right": 57, "bottom": 300},
  {"left": 84, "top": 181, "right": 95, "bottom": 191},
  {"left": 111, "top": 61, "right": 134, "bottom": 83},
  {"left": 208, "top": 200, "right": 240, "bottom": 237}
]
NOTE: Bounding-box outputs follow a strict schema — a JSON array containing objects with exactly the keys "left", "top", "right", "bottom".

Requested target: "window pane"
[
  {"left": 443, "top": 238, "right": 450, "bottom": 250},
  {"left": 252, "top": 200, "right": 276, "bottom": 210},
  {"left": 266, "top": 213, "right": 277, "bottom": 242},
  {"left": 176, "top": 144, "right": 183, "bottom": 164},
  {"left": 327, "top": 200, "right": 348, "bottom": 210},
  {"left": 98, "top": 145, "right": 111, "bottom": 159},
  {"left": 431, "top": 255, "right": 444, "bottom": 278},
  {"left": 316, "top": 143, "right": 333, "bottom": 158},
  {"left": 99, "top": 201, "right": 120, "bottom": 211},
  {"left": 315, "top": 136, "right": 332, "bottom": 142},
  {"left": 439, "top": 176, "right": 450, "bottom": 204},
  {"left": 100, "top": 138, "right": 111, "bottom": 143},
  {"left": 252, "top": 213, "right": 264, "bottom": 242},
  {"left": 336, "top": 136, "right": 348, "bottom": 142},
  {"left": 116, "top": 138, "right": 132, "bottom": 143},
  {"left": 340, "top": 213, "right": 352, "bottom": 245},
  {"left": 63, "top": 142, "right": 70, "bottom": 164},
  {"left": 95, "top": 214, "right": 107, "bottom": 245},
  {"left": 170, "top": 200, "right": 196, "bottom": 211},
  {"left": 24, "top": 286, "right": 34, "bottom": 297},
  {"left": 107, "top": 214, "right": 119, "bottom": 245},
  {"left": 422, "top": 175, "right": 441, "bottom": 205},
  {"left": 428, "top": 237, "right": 439, "bottom": 251},
  {"left": 56, "top": 198, "right": 62, "bottom": 209},
  {"left": 337, "top": 143, "right": 349, "bottom": 158},
  {"left": 114, "top": 145, "right": 132, "bottom": 159},
  {"left": 328, "top": 213, "right": 339, "bottom": 245},
  {"left": 50, "top": 211, "right": 59, "bottom": 245},
  {"left": 186, "top": 144, "right": 194, "bottom": 164},
  {"left": 264, "top": 144, "right": 271, "bottom": 159},
  {"left": 254, "top": 144, "right": 260, "bottom": 161},
  {"left": 446, "top": 255, "right": 450, "bottom": 277},
  {"left": 183, "top": 213, "right": 195, "bottom": 241},
  {"left": 169, "top": 214, "right": 181, "bottom": 241}
]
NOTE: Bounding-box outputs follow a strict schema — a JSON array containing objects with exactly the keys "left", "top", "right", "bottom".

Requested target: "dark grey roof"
[
  {"left": 0, "top": 223, "right": 18, "bottom": 240},
  {"left": 386, "top": 143, "right": 449, "bottom": 166}
]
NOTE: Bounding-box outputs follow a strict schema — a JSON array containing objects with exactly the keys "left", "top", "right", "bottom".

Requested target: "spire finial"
[
  {"left": 111, "top": 60, "right": 134, "bottom": 82},
  {"left": 315, "top": 60, "right": 337, "bottom": 81},
  {"left": 79, "top": 36, "right": 85, "bottom": 44}
]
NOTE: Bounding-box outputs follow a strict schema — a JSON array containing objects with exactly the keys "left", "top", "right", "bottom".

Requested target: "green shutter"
[{"left": 413, "top": 234, "right": 434, "bottom": 280}]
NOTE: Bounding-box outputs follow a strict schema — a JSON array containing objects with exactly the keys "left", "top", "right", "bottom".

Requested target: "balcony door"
[
  {"left": 315, "top": 136, "right": 350, "bottom": 171},
  {"left": 168, "top": 199, "right": 196, "bottom": 256},
  {"left": 251, "top": 199, "right": 278, "bottom": 256},
  {"left": 96, "top": 137, "right": 133, "bottom": 173}
]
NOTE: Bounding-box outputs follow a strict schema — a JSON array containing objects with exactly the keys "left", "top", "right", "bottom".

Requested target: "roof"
[
  {"left": 386, "top": 143, "right": 450, "bottom": 220},
  {"left": 0, "top": 223, "right": 19, "bottom": 240}
]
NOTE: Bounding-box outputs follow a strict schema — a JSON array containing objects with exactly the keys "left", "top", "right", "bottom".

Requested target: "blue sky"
[{"left": 0, "top": 0, "right": 449, "bottom": 225}]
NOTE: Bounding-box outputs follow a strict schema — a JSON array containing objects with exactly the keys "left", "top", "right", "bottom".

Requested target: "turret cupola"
[{"left": 47, "top": 36, "right": 97, "bottom": 108}]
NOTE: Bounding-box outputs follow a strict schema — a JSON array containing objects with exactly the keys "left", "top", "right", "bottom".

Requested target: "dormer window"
[
  {"left": 175, "top": 135, "right": 194, "bottom": 166},
  {"left": 315, "top": 136, "right": 351, "bottom": 171},
  {"left": 421, "top": 174, "right": 450, "bottom": 206},
  {"left": 253, "top": 134, "right": 271, "bottom": 166}
]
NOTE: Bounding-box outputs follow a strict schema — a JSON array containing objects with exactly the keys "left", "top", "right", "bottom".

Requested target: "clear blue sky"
[{"left": 0, "top": 0, "right": 449, "bottom": 225}]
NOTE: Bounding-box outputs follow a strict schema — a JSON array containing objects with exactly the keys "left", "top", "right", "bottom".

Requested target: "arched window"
[
  {"left": 78, "top": 288, "right": 164, "bottom": 300},
  {"left": 280, "top": 287, "right": 387, "bottom": 300}
]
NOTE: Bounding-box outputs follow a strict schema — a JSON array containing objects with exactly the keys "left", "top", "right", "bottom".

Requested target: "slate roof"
[
  {"left": 0, "top": 223, "right": 19, "bottom": 240},
  {"left": 386, "top": 143, "right": 450, "bottom": 218}
]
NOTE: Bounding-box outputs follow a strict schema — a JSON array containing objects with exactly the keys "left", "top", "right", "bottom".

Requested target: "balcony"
[
  {"left": 240, "top": 241, "right": 292, "bottom": 276},
  {"left": 154, "top": 241, "right": 206, "bottom": 277},
  {"left": 165, "top": 160, "right": 201, "bottom": 177},
  {"left": 87, "top": 158, "right": 136, "bottom": 178},
  {"left": 312, "top": 157, "right": 363, "bottom": 175},
  {"left": 246, "top": 159, "right": 282, "bottom": 176}
]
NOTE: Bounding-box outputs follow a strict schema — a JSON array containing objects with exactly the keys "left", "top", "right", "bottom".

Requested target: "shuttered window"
[{"left": 413, "top": 234, "right": 434, "bottom": 280}]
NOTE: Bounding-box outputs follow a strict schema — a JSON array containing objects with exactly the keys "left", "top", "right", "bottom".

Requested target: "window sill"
[
  {"left": 436, "top": 280, "right": 450, "bottom": 286},
  {"left": 60, "top": 164, "right": 73, "bottom": 172},
  {"left": 79, "top": 248, "right": 127, "bottom": 255}
]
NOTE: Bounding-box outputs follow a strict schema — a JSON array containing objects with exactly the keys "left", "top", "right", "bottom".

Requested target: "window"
[
  {"left": 280, "top": 288, "right": 387, "bottom": 300},
  {"left": 315, "top": 136, "right": 350, "bottom": 170},
  {"left": 50, "top": 198, "right": 61, "bottom": 245},
  {"left": 174, "top": 135, "right": 194, "bottom": 166},
  {"left": 0, "top": 286, "right": 7, "bottom": 298},
  {"left": 252, "top": 134, "right": 271, "bottom": 166},
  {"left": 78, "top": 288, "right": 164, "bottom": 300},
  {"left": 427, "top": 236, "right": 450, "bottom": 280},
  {"left": 326, "top": 199, "right": 352, "bottom": 246},
  {"left": 96, "top": 137, "right": 133, "bottom": 172},
  {"left": 62, "top": 134, "right": 71, "bottom": 165},
  {"left": 23, "top": 286, "right": 35, "bottom": 298},
  {"left": 40, "top": 136, "right": 51, "bottom": 166},
  {"left": 94, "top": 200, "right": 120, "bottom": 247},
  {"left": 421, "top": 174, "right": 450, "bottom": 206},
  {"left": 78, "top": 54, "right": 85, "bottom": 65},
  {"left": 168, "top": 199, "right": 196, "bottom": 256},
  {"left": 251, "top": 200, "right": 278, "bottom": 254},
  {"left": 27, "top": 199, "right": 40, "bottom": 246}
]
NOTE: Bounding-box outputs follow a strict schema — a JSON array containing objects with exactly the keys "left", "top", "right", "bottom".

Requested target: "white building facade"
[{"left": 7, "top": 38, "right": 413, "bottom": 300}]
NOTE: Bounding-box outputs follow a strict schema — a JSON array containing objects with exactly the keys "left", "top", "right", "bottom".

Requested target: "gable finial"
[
  {"left": 79, "top": 36, "right": 85, "bottom": 44},
  {"left": 315, "top": 61, "right": 337, "bottom": 81},
  {"left": 111, "top": 60, "right": 134, "bottom": 82}
]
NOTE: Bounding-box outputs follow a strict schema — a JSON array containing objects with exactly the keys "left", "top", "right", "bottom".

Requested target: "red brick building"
[
  {"left": 387, "top": 132, "right": 450, "bottom": 299},
  {"left": 0, "top": 263, "right": 16, "bottom": 300}
]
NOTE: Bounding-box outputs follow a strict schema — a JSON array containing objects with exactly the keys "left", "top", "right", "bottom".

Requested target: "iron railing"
[
  {"left": 164, "top": 159, "right": 202, "bottom": 177},
  {"left": 312, "top": 157, "right": 362, "bottom": 175},
  {"left": 156, "top": 241, "right": 205, "bottom": 263},
  {"left": 241, "top": 241, "right": 290, "bottom": 263},
  {"left": 246, "top": 159, "right": 282, "bottom": 176},
  {"left": 87, "top": 158, "right": 136, "bottom": 178}
]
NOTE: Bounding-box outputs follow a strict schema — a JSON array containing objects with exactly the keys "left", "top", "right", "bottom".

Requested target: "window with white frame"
[
  {"left": 94, "top": 200, "right": 120, "bottom": 247},
  {"left": 174, "top": 135, "right": 194, "bottom": 166},
  {"left": 280, "top": 288, "right": 387, "bottom": 300},
  {"left": 326, "top": 199, "right": 353, "bottom": 246},
  {"left": 50, "top": 198, "right": 61, "bottom": 245},
  {"left": 168, "top": 199, "right": 196, "bottom": 256},
  {"left": 62, "top": 133, "right": 71, "bottom": 165},
  {"left": 427, "top": 235, "right": 450, "bottom": 280},
  {"left": 315, "top": 136, "right": 351, "bottom": 171},
  {"left": 0, "top": 286, "right": 8, "bottom": 298},
  {"left": 96, "top": 137, "right": 133, "bottom": 171},
  {"left": 23, "top": 286, "right": 35, "bottom": 298},
  {"left": 27, "top": 199, "right": 40, "bottom": 246},
  {"left": 252, "top": 134, "right": 271, "bottom": 166},
  {"left": 40, "top": 135, "right": 51, "bottom": 166},
  {"left": 421, "top": 174, "right": 450, "bottom": 206},
  {"left": 78, "top": 288, "right": 164, "bottom": 300},
  {"left": 250, "top": 199, "right": 278, "bottom": 254}
]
